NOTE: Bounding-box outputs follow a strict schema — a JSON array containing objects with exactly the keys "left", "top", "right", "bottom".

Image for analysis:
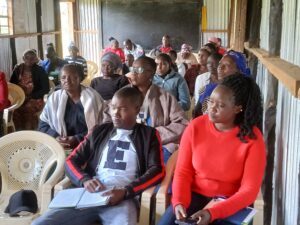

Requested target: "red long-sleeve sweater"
[
  {"left": 103, "top": 47, "right": 125, "bottom": 63},
  {"left": 172, "top": 115, "right": 266, "bottom": 221},
  {"left": 0, "top": 72, "right": 10, "bottom": 111}
]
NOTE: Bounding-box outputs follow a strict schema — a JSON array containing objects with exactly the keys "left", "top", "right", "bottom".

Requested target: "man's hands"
[
  {"left": 102, "top": 188, "right": 127, "bottom": 206},
  {"left": 83, "top": 178, "right": 126, "bottom": 206},
  {"left": 175, "top": 204, "right": 211, "bottom": 225},
  {"left": 83, "top": 178, "right": 104, "bottom": 193}
]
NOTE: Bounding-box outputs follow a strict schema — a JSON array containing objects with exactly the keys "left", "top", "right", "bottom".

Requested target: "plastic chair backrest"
[
  {"left": 0, "top": 131, "right": 65, "bottom": 193},
  {"left": 7, "top": 83, "right": 25, "bottom": 108},
  {"left": 43, "top": 80, "right": 56, "bottom": 102},
  {"left": 2, "top": 83, "right": 25, "bottom": 134},
  {"left": 81, "top": 61, "right": 99, "bottom": 86},
  {"left": 87, "top": 60, "right": 98, "bottom": 78},
  {"left": 49, "top": 79, "right": 55, "bottom": 94}
]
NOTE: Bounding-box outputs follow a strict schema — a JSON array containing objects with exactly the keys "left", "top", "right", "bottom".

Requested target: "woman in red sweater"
[
  {"left": 158, "top": 74, "right": 266, "bottom": 225},
  {"left": 0, "top": 71, "right": 10, "bottom": 137},
  {"left": 0, "top": 71, "right": 10, "bottom": 111},
  {"left": 103, "top": 37, "right": 125, "bottom": 63}
]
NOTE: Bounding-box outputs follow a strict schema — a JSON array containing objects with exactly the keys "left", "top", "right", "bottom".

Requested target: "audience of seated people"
[
  {"left": 64, "top": 42, "right": 88, "bottom": 79},
  {"left": 184, "top": 47, "right": 211, "bottom": 96},
  {"left": 42, "top": 43, "right": 67, "bottom": 85},
  {"left": 91, "top": 52, "right": 129, "bottom": 101},
  {"left": 158, "top": 74, "right": 266, "bottom": 225},
  {"left": 126, "top": 56, "right": 188, "bottom": 162},
  {"left": 39, "top": 64, "right": 108, "bottom": 150},
  {"left": 10, "top": 49, "right": 49, "bottom": 130},
  {"left": 123, "top": 39, "right": 144, "bottom": 59},
  {"left": 103, "top": 37, "right": 125, "bottom": 63},
  {"left": 153, "top": 53, "right": 191, "bottom": 111},
  {"left": 0, "top": 35, "right": 264, "bottom": 225},
  {"left": 0, "top": 71, "right": 10, "bottom": 137},
  {"left": 32, "top": 86, "right": 165, "bottom": 225},
  {"left": 194, "top": 50, "right": 250, "bottom": 117},
  {"left": 194, "top": 53, "right": 223, "bottom": 107},
  {"left": 176, "top": 43, "right": 198, "bottom": 68}
]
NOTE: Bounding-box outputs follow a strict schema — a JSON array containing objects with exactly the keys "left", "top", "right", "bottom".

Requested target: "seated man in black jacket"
[{"left": 32, "top": 86, "right": 165, "bottom": 225}]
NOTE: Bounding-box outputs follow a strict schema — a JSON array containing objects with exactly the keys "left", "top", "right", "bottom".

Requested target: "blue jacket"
[{"left": 153, "top": 70, "right": 191, "bottom": 111}]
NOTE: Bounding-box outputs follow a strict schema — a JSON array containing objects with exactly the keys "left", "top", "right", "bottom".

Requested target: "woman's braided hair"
[{"left": 220, "top": 74, "right": 263, "bottom": 142}]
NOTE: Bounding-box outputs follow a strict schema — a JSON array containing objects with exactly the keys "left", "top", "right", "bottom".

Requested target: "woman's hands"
[
  {"left": 175, "top": 204, "right": 187, "bottom": 220},
  {"left": 175, "top": 204, "right": 211, "bottom": 225},
  {"left": 190, "top": 209, "right": 211, "bottom": 225},
  {"left": 56, "top": 136, "right": 78, "bottom": 149}
]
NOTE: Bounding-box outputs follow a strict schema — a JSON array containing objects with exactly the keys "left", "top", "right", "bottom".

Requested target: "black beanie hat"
[{"left": 5, "top": 189, "right": 38, "bottom": 217}]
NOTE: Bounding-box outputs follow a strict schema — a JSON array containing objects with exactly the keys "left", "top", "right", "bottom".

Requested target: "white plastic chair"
[
  {"left": 43, "top": 79, "right": 56, "bottom": 103},
  {"left": 81, "top": 60, "right": 99, "bottom": 86},
  {"left": 154, "top": 150, "right": 178, "bottom": 224},
  {"left": 3, "top": 83, "right": 25, "bottom": 134},
  {"left": 0, "top": 131, "right": 65, "bottom": 225}
]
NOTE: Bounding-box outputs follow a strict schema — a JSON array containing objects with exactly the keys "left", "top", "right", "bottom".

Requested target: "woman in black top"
[
  {"left": 10, "top": 49, "right": 49, "bottom": 130},
  {"left": 91, "top": 52, "right": 129, "bottom": 101}
]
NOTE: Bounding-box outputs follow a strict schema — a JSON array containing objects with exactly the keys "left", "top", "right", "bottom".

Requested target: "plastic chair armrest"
[
  {"left": 40, "top": 183, "right": 53, "bottom": 214},
  {"left": 138, "top": 185, "right": 156, "bottom": 225},
  {"left": 54, "top": 177, "right": 72, "bottom": 195}
]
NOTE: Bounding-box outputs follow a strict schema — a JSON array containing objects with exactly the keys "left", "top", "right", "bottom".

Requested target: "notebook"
[
  {"left": 203, "top": 198, "right": 257, "bottom": 225},
  {"left": 49, "top": 187, "right": 110, "bottom": 209}
]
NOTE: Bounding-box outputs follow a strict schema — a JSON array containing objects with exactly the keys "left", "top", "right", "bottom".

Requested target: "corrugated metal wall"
[
  {"left": 201, "top": 0, "right": 230, "bottom": 47},
  {"left": 255, "top": 62, "right": 269, "bottom": 131},
  {"left": 0, "top": 0, "right": 56, "bottom": 77},
  {"left": 13, "top": 0, "right": 37, "bottom": 63},
  {"left": 41, "top": 0, "right": 56, "bottom": 53},
  {"left": 280, "top": 0, "right": 300, "bottom": 64},
  {"left": 256, "top": 57, "right": 300, "bottom": 225},
  {"left": 259, "top": 0, "right": 270, "bottom": 51},
  {"left": 0, "top": 38, "right": 12, "bottom": 78},
  {"left": 75, "top": 0, "right": 101, "bottom": 66},
  {"left": 256, "top": 0, "right": 300, "bottom": 224},
  {"left": 272, "top": 0, "right": 300, "bottom": 224},
  {"left": 41, "top": 0, "right": 55, "bottom": 32},
  {"left": 272, "top": 82, "right": 300, "bottom": 225}
]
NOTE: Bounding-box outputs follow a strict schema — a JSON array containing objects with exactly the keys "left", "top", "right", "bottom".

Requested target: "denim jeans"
[{"left": 31, "top": 199, "right": 137, "bottom": 225}]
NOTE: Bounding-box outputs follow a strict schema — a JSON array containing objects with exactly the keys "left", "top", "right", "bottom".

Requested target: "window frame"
[{"left": 0, "top": 0, "right": 13, "bottom": 35}]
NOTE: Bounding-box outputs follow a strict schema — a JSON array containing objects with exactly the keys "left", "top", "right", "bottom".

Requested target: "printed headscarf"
[
  {"left": 226, "top": 50, "right": 251, "bottom": 76},
  {"left": 101, "top": 52, "right": 122, "bottom": 71}
]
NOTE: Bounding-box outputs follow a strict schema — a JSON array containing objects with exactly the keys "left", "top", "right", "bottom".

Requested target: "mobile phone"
[{"left": 175, "top": 218, "right": 198, "bottom": 225}]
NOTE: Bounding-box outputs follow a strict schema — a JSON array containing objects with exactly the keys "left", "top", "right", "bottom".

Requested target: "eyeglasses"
[{"left": 129, "top": 67, "right": 145, "bottom": 74}]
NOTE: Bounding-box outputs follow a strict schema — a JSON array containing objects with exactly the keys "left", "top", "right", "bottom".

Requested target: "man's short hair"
[{"left": 114, "top": 86, "right": 144, "bottom": 108}]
